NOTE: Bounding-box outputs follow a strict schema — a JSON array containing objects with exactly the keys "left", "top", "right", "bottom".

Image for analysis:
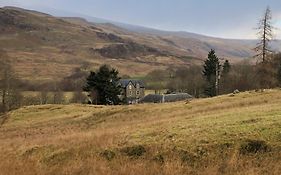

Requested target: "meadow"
[{"left": 1, "top": 89, "right": 281, "bottom": 175}]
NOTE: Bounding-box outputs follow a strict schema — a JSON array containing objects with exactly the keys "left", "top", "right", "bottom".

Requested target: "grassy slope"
[{"left": 1, "top": 90, "right": 281, "bottom": 174}]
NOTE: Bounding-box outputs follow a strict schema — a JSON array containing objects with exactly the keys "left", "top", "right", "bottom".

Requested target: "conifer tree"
[
  {"left": 222, "top": 60, "right": 231, "bottom": 76},
  {"left": 84, "top": 65, "right": 121, "bottom": 105},
  {"left": 202, "top": 49, "right": 221, "bottom": 97}
]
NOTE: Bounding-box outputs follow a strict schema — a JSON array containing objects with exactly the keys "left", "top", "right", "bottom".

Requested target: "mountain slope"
[
  {"left": 0, "top": 7, "right": 194, "bottom": 81},
  {"left": 1, "top": 7, "right": 280, "bottom": 81}
]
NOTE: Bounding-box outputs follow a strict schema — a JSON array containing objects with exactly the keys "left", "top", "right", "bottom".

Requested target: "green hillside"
[{"left": 1, "top": 89, "right": 281, "bottom": 174}]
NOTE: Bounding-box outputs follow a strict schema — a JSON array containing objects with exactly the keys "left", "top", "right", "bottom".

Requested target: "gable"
[{"left": 120, "top": 79, "right": 145, "bottom": 88}]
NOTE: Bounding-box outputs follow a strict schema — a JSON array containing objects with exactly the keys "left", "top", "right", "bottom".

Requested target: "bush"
[
  {"left": 179, "top": 150, "right": 198, "bottom": 165},
  {"left": 121, "top": 145, "right": 146, "bottom": 158},
  {"left": 153, "top": 154, "right": 164, "bottom": 164},
  {"left": 100, "top": 150, "right": 116, "bottom": 161},
  {"left": 239, "top": 139, "right": 270, "bottom": 155}
]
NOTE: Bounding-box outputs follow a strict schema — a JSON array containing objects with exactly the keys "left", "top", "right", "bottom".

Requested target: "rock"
[{"left": 233, "top": 89, "right": 240, "bottom": 94}]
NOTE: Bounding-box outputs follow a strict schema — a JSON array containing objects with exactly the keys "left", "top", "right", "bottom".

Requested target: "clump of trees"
[
  {"left": 0, "top": 51, "right": 22, "bottom": 113},
  {"left": 83, "top": 65, "right": 122, "bottom": 105}
]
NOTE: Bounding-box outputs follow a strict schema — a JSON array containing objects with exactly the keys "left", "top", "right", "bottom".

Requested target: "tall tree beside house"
[
  {"left": 255, "top": 6, "right": 276, "bottom": 88},
  {"left": 83, "top": 65, "right": 121, "bottom": 105},
  {"left": 202, "top": 49, "right": 221, "bottom": 97}
]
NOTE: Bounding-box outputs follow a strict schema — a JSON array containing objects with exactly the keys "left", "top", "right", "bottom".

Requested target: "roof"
[
  {"left": 139, "top": 93, "right": 193, "bottom": 103},
  {"left": 119, "top": 79, "right": 145, "bottom": 88}
]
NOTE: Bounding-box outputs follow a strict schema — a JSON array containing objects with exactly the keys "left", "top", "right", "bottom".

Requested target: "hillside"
[
  {"left": 1, "top": 90, "right": 281, "bottom": 174},
  {"left": 1, "top": 7, "right": 280, "bottom": 81},
  {"left": 0, "top": 7, "right": 198, "bottom": 81}
]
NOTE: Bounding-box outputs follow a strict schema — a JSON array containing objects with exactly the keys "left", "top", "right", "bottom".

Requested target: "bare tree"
[
  {"left": 0, "top": 51, "right": 22, "bottom": 112},
  {"left": 70, "top": 90, "right": 87, "bottom": 104},
  {"left": 254, "top": 7, "right": 278, "bottom": 89},
  {"left": 255, "top": 6, "right": 274, "bottom": 63},
  {"left": 39, "top": 90, "right": 49, "bottom": 105},
  {"left": 53, "top": 82, "right": 64, "bottom": 104}
]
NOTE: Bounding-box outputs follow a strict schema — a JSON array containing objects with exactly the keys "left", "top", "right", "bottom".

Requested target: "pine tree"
[
  {"left": 222, "top": 60, "right": 231, "bottom": 76},
  {"left": 83, "top": 65, "right": 121, "bottom": 105},
  {"left": 220, "top": 60, "right": 231, "bottom": 94},
  {"left": 202, "top": 49, "right": 221, "bottom": 97}
]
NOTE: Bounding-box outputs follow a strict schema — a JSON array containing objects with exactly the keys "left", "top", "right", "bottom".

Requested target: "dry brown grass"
[{"left": 1, "top": 89, "right": 281, "bottom": 174}]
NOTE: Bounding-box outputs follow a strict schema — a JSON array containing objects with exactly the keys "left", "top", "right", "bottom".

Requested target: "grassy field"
[{"left": 1, "top": 89, "right": 281, "bottom": 175}]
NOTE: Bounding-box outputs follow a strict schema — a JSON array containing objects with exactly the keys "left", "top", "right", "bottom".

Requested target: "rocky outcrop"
[
  {"left": 94, "top": 41, "right": 165, "bottom": 59},
  {"left": 96, "top": 32, "right": 124, "bottom": 43}
]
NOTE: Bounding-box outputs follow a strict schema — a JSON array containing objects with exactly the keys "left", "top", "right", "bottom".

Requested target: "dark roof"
[
  {"left": 139, "top": 93, "right": 193, "bottom": 103},
  {"left": 139, "top": 94, "right": 163, "bottom": 103},
  {"left": 164, "top": 93, "right": 193, "bottom": 102},
  {"left": 119, "top": 79, "right": 145, "bottom": 88}
]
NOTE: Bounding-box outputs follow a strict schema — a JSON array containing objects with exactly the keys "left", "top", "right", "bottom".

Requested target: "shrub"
[
  {"left": 153, "top": 154, "right": 164, "bottom": 164},
  {"left": 239, "top": 139, "right": 270, "bottom": 155},
  {"left": 121, "top": 145, "right": 146, "bottom": 158},
  {"left": 179, "top": 150, "right": 198, "bottom": 165},
  {"left": 100, "top": 150, "right": 116, "bottom": 161}
]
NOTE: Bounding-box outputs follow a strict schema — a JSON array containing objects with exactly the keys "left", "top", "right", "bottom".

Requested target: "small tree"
[
  {"left": 83, "top": 65, "right": 121, "bottom": 105},
  {"left": 220, "top": 60, "right": 232, "bottom": 94},
  {"left": 222, "top": 60, "right": 231, "bottom": 76},
  {"left": 39, "top": 90, "right": 49, "bottom": 105},
  {"left": 202, "top": 49, "right": 221, "bottom": 97}
]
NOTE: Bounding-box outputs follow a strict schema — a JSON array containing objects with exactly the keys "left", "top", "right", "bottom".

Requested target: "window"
[
  {"left": 136, "top": 90, "right": 140, "bottom": 96},
  {"left": 128, "top": 85, "right": 132, "bottom": 90},
  {"left": 129, "top": 91, "right": 133, "bottom": 96}
]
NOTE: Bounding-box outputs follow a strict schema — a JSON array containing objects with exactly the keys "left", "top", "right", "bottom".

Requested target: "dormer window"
[{"left": 136, "top": 83, "right": 140, "bottom": 89}]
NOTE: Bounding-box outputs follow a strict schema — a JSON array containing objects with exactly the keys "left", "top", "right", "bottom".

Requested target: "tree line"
[{"left": 146, "top": 6, "right": 281, "bottom": 97}]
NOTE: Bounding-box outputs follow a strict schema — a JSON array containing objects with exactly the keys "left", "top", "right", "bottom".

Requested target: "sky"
[{"left": 1, "top": 0, "right": 281, "bottom": 39}]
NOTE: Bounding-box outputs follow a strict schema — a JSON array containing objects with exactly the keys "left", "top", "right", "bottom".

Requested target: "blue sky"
[{"left": 1, "top": 0, "right": 281, "bottom": 39}]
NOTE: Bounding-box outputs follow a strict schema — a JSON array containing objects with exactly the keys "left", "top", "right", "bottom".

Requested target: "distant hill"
[
  {"left": 0, "top": 6, "right": 280, "bottom": 81},
  {"left": 0, "top": 7, "right": 198, "bottom": 81}
]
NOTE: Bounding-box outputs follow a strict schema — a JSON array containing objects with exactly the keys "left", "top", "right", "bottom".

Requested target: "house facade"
[{"left": 119, "top": 79, "right": 145, "bottom": 104}]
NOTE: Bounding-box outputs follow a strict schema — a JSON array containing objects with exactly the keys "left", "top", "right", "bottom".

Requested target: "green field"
[{"left": 1, "top": 89, "right": 281, "bottom": 174}]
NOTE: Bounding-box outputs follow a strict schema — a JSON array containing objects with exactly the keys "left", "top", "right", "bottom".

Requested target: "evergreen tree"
[
  {"left": 83, "top": 65, "right": 121, "bottom": 105},
  {"left": 202, "top": 49, "right": 220, "bottom": 97},
  {"left": 220, "top": 60, "right": 232, "bottom": 94},
  {"left": 222, "top": 60, "right": 231, "bottom": 76}
]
